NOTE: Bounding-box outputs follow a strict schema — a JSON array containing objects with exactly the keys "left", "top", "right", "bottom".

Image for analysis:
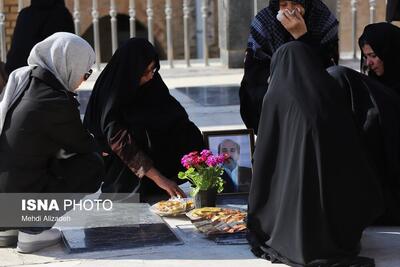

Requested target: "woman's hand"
[
  {"left": 145, "top": 167, "right": 187, "bottom": 198},
  {"left": 279, "top": 8, "right": 307, "bottom": 39}
]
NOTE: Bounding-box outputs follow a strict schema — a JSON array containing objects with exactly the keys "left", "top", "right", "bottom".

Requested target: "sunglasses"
[{"left": 83, "top": 69, "right": 93, "bottom": 81}]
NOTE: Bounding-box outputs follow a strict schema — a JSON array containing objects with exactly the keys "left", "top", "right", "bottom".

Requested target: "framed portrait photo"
[{"left": 202, "top": 129, "right": 255, "bottom": 194}]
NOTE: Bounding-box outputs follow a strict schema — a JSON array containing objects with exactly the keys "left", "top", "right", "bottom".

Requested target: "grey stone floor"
[
  {"left": 2, "top": 59, "right": 398, "bottom": 267},
  {"left": 78, "top": 59, "right": 246, "bottom": 131},
  {"left": 0, "top": 222, "right": 399, "bottom": 267},
  {"left": 78, "top": 58, "right": 361, "bottom": 131}
]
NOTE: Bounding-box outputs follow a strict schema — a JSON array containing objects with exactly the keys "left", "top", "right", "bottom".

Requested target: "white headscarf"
[{"left": 0, "top": 32, "right": 95, "bottom": 135}]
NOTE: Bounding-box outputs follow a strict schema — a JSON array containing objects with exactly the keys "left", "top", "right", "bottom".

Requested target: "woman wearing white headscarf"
[{"left": 0, "top": 32, "right": 103, "bottom": 253}]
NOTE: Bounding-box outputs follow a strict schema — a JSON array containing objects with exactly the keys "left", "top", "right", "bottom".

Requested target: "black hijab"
[
  {"left": 386, "top": 0, "right": 400, "bottom": 22},
  {"left": 31, "top": 0, "right": 65, "bottom": 8},
  {"left": 247, "top": 42, "right": 383, "bottom": 266},
  {"left": 5, "top": 0, "right": 74, "bottom": 74},
  {"left": 327, "top": 65, "right": 400, "bottom": 225},
  {"left": 84, "top": 38, "right": 190, "bottom": 151},
  {"left": 84, "top": 38, "right": 204, "bottom": 195},
  {"left": 248, "top": 0, "right": 338, "bottom": 55},
  {"left": 359, "top": 22, "right": 400, "bottom": 92}
]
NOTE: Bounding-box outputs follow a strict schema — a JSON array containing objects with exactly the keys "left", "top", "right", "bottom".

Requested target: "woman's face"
[
  {"left": 362, "top": 44, "right": 384, "bottom": 76},
  {"left": 75, "top": 69, "right": 93, "bottom": 91},
  {"left": 279, "top": 1, "right": 305, "bottom": 16},
  {"left": 139, "top": 61, "right": 157, "bottom": 86}
]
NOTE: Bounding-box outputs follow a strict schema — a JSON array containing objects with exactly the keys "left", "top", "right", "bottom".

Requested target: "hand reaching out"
[
  {"left": 145, "top": 167, "right": 187, "bottom": 198},
  {"left": 154, "top": 175, "right": 186, "bottom": 198}
]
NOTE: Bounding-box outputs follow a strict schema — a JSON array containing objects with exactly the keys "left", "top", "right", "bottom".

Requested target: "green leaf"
[
  {"left": 191, "top": 186, "right": 200, "bottom": 197},
  {"left": 178, "top": 172, "right": 185, "bottom": 179},
  {"left": 176, "top": 166, "right": 225, "bottom": 193}
]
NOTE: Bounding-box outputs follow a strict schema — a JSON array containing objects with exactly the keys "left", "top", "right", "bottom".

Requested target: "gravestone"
[
  {"left": 175, "top": 85, "right": 240, "bottom": 106},
  {"left": 61, "top": 203, "right": 183, "bottom": 253}
]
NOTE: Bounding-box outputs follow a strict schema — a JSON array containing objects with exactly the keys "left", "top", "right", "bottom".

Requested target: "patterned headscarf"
[{"left": 248, "top": 0, "right": 338, "bottom": 56}]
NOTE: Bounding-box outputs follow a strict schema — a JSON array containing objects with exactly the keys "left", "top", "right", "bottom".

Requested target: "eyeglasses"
[
  {"left": 83, "top": 69, "right": 93, "bottom": 81},
  {"left": 144, "top": 67, "right": 158, "bottom": 76}
]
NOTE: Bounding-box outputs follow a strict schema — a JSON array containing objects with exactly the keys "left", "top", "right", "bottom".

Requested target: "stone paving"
[{"left": 1, "top": 59, "right": 399, "bottom": 267}]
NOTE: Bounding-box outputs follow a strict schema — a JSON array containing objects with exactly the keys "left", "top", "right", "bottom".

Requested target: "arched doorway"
[{"left": 82, "top": 14, "right": 166, "bottom": 62}]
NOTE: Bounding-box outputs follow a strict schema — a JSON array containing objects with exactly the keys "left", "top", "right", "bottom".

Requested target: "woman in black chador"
[
  {"left": 84, "top": 38, "right": 204, "bottom": 201},
  {"left": 247, "top": 42, "right": 389, "bottom": 267},
  {"left": 326, "top": 24, "right": 400, "bottom": 226},
  {"left": 327, "top": 65, "right": 400, "bottom": 227},
  {"left": 358, "top": 22, "right": 400, "bottom": 95},
  {"left": 386, "top": 0, "right": 400, "bottom": 22},
  {"left": 240, "top": 0, "right": 338, "bottom": 134},
  {"left": 5, "top": 0, "right": 74, "bottom": 75}
]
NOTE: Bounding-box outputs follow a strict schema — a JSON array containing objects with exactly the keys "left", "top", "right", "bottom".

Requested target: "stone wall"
[
  {"left": 2, "top": 0, "right": 219, "bottom": 61},
  {"left": 4, "top": 0, "right": 20, "bottom": 50},
  {"left": 2, "top": 1, "right": 398, "bottom": 61},
  {"left": 339, "top": 0, "right": 387, "bottom": 57},
  {"left": 63, "top": 0, "right": 219, "bottom": 61}
]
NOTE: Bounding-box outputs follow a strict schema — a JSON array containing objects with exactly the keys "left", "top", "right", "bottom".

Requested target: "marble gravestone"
[
  {"left": 176, "top": 85, "right": 240, "bottom": 106},
  {"left": 61, "top": 203, "right": 183, "bottom": 253},
  {"left": 78, "top": 86, "right": 240, "bottom": 116}
]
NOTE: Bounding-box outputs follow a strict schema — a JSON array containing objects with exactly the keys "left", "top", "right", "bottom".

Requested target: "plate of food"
[
  {"left": 150, "top": 198, "right": 194, "bottom": 217},
  {"left": 186, "top": 207, "right": 247, "bottom": 235},
  {"left": 186, "top": 207, "right": 223, "bottom": 220}
]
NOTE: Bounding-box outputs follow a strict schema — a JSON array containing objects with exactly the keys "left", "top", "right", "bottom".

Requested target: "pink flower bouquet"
[{"left": 178, "top": 150, "right": 228, "bottom": 196}]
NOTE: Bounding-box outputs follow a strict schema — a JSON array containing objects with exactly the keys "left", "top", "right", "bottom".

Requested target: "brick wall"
[
  {"left": 1, "top": 1, "right": 397, "bottom": 60},
  {"left": 0, "top": 0, "right": 219, "bottom": 61},
  {"left": 4, "top": 0, "right": 20, "bottom": 50},
  {"left": 63, "top": 0, "right": 219, "bottom": 60}
]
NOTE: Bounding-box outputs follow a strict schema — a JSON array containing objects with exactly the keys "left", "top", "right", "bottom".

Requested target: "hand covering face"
[{"left": 248, "top": 0, "right": 338, "bottom": 55}]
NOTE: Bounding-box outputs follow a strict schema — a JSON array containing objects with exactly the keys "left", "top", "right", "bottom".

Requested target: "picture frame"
[{"left": 202, "top": 129, "right": 255, "bottom": 194}]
